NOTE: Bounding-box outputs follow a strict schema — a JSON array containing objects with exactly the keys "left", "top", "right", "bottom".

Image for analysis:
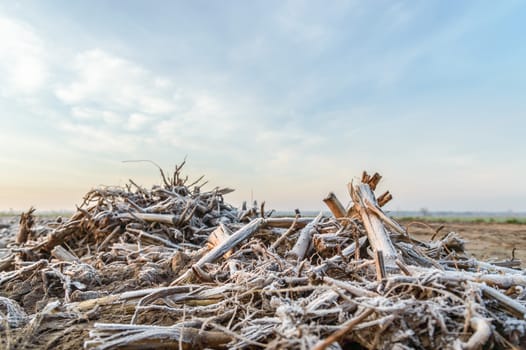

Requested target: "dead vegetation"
[{"left": 1, "top": 164, "right": 526, "bottom": 349}]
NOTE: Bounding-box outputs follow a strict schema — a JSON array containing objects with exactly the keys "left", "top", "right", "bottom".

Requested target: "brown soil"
[{"left": 400, "top": 220, "right": 526, "bottom": 263}]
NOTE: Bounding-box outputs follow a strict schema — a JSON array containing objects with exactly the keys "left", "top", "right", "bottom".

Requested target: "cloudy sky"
[{"left": 1, "top": 1, "right": 525, "bottom": 212}]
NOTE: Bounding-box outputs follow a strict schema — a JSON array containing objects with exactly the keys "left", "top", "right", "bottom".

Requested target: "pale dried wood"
[
  {"left": 51, "top": 245, "right": 80, "bottom": 263},
  {"left": 85, "top": 323, "right": 232, "bottom": 350},
  {"left": 127, "top": 228, "right": 181, "bottom": 249},
  {"left": 270, "top": 215, "right": 299, "bottom": 250},
  {"left": 0, "top": 253, "right": 14, "bottom": 272},
  {"left": 406, "top": 266, "right": 526, "bottom": 289},
  {"left": 377, "top": 191, "right": 392, "bottom": 207},
  {"left": 454, "top": 316, "right": 492, "bottom": 350},
  {"left": 313, "top": 308, "right": 374, "bottom": 350},
  {"left": 16, "top": 207, "right": 35, "bottom": 244},
  {"left": 323, "top": 192, "right": 346, "bottom": 218},
  {"left": 264, "top": 217, "right": 312, "bottom": 228},
  {"left": 349, "top": 182, "right": 398, "bottom": 267},
  {"left": 118, "top": 212, "right": 179, "bottom": 225},
  {"left": 286, "top": 213, "right": 322, "bottom": 261},
  {"left": 171, "top": 218, "right": 264, "bottom": 284},
  {"left": 367, "top": 172, "right": 382, "bottom": 191},
  {"left": 364, "top": 198, "right": 406, "bottom": 235},
  {"left": 476, "top": 282, "right": 526, "bottom": 318},
  {"left": 313, "top": 236, "right": 368, "bottom": 275},
  {"left": 323, "top": 276, "right": 378, "bottom": 298},
  {"left": 207, "top": 224, "right": 230, "bottom": 249},
  {"left": 375, "top": 250, "right": 386, "bottom": 281}
]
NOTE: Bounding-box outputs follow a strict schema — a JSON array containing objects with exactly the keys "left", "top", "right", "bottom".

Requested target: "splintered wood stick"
[
  {"left": 395, "top": 259, "right": 411, "bottom": 276},
  {"left": 454, "top": 316, "right": 492, "bottom": 350},
  {"left": 270, "top": 215, "right": 299, "bottom": 250},
  {"left": 118, "top": 212, "right": 180, "bottom": 225},
  {"left": 349, "top": 182, "right": 398, "bottom": 267},
  {"left": 361, "top": 171, "right": 371, "bottom": 183},
  {"left": 377, "top": 191, "right": 392, "bottom": 207},
  {"left": 286, "top": 213, "right": 322, "bottom": 261},
  {"left": 367, "top": 172, "right": 382, "bottom": 191},
  {"left": 323, "top": 192, "right": 346, "bottom": 218},
  {"left": 85, "top": 323, "right": 232, "bottom": 350},
  {"left": 264, "top": 217, "right": 312, "bottom": 228},
  {"left": 171, "top": 218, "right": 264, "bottom": 285},
  {"left": 313, "top": 308, "right": 374, "bottom": 350},
  {"left": 476, "top": 282, "right": 526, "bottom": 318},
  {"left": 51, "top": 245, "right": 80, "bottom": 263},
  {"left": 323, "top": 276, "right": 378, "bottom": 297},
  {"left": 127, "top": 228, "right": 181, "bottom": 250},
  {"left": 313, "top": 236, "right": 368, "bottom": 275},
  {"left": 0, "top": 253, "right": 15, "bottom": 272},
  {"left": 207, "top": 223, "right": 233, "bottom": 258},
  {"left": 408, "top": 266, "right": 526, "bottom": 289},
  {"left": 70, "top": 285, "right": 198, "bottom": 312},
  {"left": 16, "top": 207, "right": 35, "bottom": 244},
  {"left": 375, "top": 250, "right": 386, "bottom": 281},
  {"left": 364, "top": 199, "right": 406, "bottom": 235}
]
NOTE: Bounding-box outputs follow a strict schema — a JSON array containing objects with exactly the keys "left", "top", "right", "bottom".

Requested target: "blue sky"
[{"left": 0, "top": 1, "right": 525, "bottom": 212}]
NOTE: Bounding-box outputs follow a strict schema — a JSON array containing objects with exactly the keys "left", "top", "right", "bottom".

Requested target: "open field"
[{"left": 399, "top": 218, "right": 526, "bottom": 263}]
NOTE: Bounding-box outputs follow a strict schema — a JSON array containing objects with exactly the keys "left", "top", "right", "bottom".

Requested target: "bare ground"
[{"left": 400, "top": 220, "right": 526, "bottom": 264}]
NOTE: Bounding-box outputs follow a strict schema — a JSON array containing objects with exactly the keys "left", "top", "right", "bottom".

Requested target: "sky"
[{"left": 0, "top": 1, "right": 525, "bottom": 213}]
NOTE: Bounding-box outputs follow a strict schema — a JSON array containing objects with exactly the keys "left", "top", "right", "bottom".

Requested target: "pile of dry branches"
[{"left": 1, "top": 164, "right": 526, "bottom": 349}]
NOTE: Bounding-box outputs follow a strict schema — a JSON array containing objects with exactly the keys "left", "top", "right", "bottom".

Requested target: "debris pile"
[{"left": 1, "top": 165, "right": 526, "bottom": 349}]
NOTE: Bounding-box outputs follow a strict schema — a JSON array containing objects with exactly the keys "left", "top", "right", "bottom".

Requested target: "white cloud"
[
  {"left": 59, "top": 121, "right": 152, "bottom": 153},
  {"left": 154, "top": 92, "right": 240, "bottom": 150},
  {"left": 0, "top": 17, "right": 49, "bottom": 94},
  {"left": 71, "top": 106, "right": 125, "bottom": 125},
  {"left": 55, "top": 49, "right": 249, "bottom": 155},
  {"left": 127, "top": 113, "right": 151, "bottom": 130},
  {"left": 56, "top": 49, "right": 178, "bottom": 115}
]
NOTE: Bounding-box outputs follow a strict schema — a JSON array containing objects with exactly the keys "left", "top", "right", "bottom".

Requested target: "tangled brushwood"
[{"left": 1, "top": 163, "right": 526, "bottom": 349}]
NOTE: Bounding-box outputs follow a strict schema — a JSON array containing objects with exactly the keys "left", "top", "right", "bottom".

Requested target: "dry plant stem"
[
  {"left": 127, "top": 228, "right": 181, "bottom": 249},
  {"left": 455, "top": 317, "right": 492, "bottom": 350},
  {"left": 323, "top": 192, "right": 346, "bottom": 218},
  {"left": 207, "top": 225, "right": 230, "bottom": 251},
  {"left": 408, "top": 266, "right": 526, "bottom": 289},
  {"left": 312, "top": 308, "right": 374, "bottom": 350},
  {"left": 287, "top": 213, "right": 322, "bottom": 261},
  {"left": 118, "top": 212, "right": 179, "bottom": 225},
  {"left": 51, "top": 245, "right": 79, "bottom": 263},
  {"left": 322, "top": 276, "right": 377, "bottom": 297},
  {"left": 375, "top": 250, "right": 386, "bottom": 281},
  {"left": 264, "top": 217, "right": 312, "bottom": 228},
  {"left": 85, "top": 323, "right": 232, "bottom": 350},
  {"left": 367, "top": 172, "right": 382, "bottom": 191},
  {"left": 376, "top": 191, "right": 392, "bottom": 207},
  {"left": 16, "top": 207, "right": 35, "bottom": 244},
  {"left": 0, "top": 259, "right": 47, "bottom": 286},
  {"left": 364, "top": 199, "right": 406, "bottom": 235},
  {"left": 96, "top": 225, "right": 121, "bottom": 252},
  {"left": 0, "top": 253, "right": 15, "bottom": 272},
  {"left": 475, "top": 282, "right": 526, "bottom": 318},
  {"left": 395, "top": 259, "right": 412, "bottom": 276},
  {"left": 349, "top": 182, "right": 398, "bottom": 266},
  {"left": 270, "top": 215, "right": 299, "bottom": 250},
  {"left": 314, "top": 236, "right": 368, "bottom": 275},
  {"left": 70, "top": 285, "right": 196, "bottom": 312},
  {"left": 171, "top": 218, "right": 264, "bottom": 285}
]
